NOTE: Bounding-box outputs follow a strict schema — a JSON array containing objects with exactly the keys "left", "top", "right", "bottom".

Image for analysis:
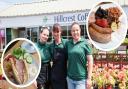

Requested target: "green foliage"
[
  {"left": 12, "top": 47, "right": 33, "bottom": 64},
  {"left": 12, "top": 47, "right": 26, "bottom": 59}
]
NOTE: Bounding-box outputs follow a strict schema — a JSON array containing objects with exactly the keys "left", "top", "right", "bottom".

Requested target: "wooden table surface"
[{"left": 0, "top": 80, "right": 37, "bottom": 89}]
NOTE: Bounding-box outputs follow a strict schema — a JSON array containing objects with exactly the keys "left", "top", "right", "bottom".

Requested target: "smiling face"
[
  {"left": 40, "top": 28, "right": 49, "bottom": 43},
  {"left": 52, "top": 23, "right": 62, "bottom": 41},
  {"left": 52, "top": 31, "right": 61, "bottom": 41},
  {"left": 71, "top": 23, "right": 81, "bottom": 41}
]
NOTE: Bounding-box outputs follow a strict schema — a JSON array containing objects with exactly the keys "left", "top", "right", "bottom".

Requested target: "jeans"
[{"left": 67, "top": 77, "right": 86, "bottom": 89}]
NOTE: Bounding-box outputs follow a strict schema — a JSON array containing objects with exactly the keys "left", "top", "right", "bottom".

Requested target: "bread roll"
[
  {"left": 10, "top": 58, "right": 29, "bottom": 84},
  {"left": 90, "top": 23, "right": 112, "bottom": 34},
  {"left": 89, "top": 26, "right": 111, "bottom": 43}
]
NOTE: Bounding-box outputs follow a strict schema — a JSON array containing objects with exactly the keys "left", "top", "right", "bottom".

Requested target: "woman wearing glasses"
[{"left": 36, "top": 27, "right": 51, "bottom": 89}]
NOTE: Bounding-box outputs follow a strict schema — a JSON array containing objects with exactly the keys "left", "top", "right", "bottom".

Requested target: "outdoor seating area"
[{"left": 0, "top": 80, "right": 36, "bottom": 89}]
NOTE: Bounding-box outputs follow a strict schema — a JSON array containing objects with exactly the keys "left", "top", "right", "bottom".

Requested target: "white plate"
[
  {"left": 87, "top": 2, "right": 127, "bottom": 51},
  {"left": 3, "top": 54, "right": 39, "bottom": 85},
  {"left": 21, "top": 41, "right": 36, "bottom": 53},
  {"left": 23, "top": 57, "right": 39, "bottom": 85},
  {"left": 1, "top": 38, "right": 41, "bottom": 88}
]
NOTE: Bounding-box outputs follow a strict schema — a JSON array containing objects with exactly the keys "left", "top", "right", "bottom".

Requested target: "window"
[
  {"left": 6, "top": 28, "right": 11, "bottom": 44},
  {"left": 80, "top": 25, "right": 88, "bottom": 39},
  {"left": 18, "top": 28, "right": 26, "bottom": 38},
  {"left": 80, "top": 25, "right": 85, "bottom": 36},
  {"left": 26, "top": 27, "right": 39, "bottom": 43},
  {"left": 31, "top": 28, "right": 38, "bottom": 42},
  {"left": 61, "top": 26, "right": 68, "bottom": 39},
  {"left": 67, "top": 26, "right": 72, "bottom": 39},
  {"left": 84, "top": 27, "right": 88, "bottom": 39},
  {"left": 48, "top": 26, "right": 52, "bottom": 42}
]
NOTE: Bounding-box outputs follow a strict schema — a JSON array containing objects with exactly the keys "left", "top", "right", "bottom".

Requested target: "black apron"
[
  {"left": 51, "top": 41, "right": 67, "bottom": 89},
  {"left": 37, "top": 62, "right": 51, "bottom": 89}
]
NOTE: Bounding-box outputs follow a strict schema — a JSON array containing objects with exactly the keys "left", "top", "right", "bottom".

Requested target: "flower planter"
[
  {"left": 93, "top": 84, "right": 98, "bottom": 89},
  {"left": 106, "top": 85, "right": 113, "bottom": 89},
  {"left": 0, "top": 75, "right": 2, "bottom": 80},
  {"left": 100, "top": 87, "right": 104, "bottom": 89}
]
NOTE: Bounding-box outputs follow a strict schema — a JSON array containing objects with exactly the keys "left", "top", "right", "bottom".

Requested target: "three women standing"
[{"left": 35, "top": 22, "right": 93, "bottom": 89}]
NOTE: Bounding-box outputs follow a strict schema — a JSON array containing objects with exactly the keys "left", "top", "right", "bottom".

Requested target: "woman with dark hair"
[
  {"left": 35, "top": 27, "right": 51, "bottom": 89},
  {"left": 66, "top": 22, "right": 93, "bottom": 89},
  {"left": 49, "top": 23, "right": 67, "bottom": 89}
]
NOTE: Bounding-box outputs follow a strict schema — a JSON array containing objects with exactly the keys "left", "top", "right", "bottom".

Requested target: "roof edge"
[{"left": 0, "top": 9, "right": 88, "bottom": 18}]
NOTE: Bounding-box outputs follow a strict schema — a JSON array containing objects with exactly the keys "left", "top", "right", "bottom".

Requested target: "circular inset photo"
[
  {"left": 87, "top": 1, "right": 127, "bottom": 51},
  {"left": 1, "top": 38, "right": 41, "bottom": 88}
]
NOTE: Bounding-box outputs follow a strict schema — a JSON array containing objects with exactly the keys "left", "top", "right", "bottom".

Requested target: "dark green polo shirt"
[
  {"left": 49, "top": 38, "right": 67, "bottom": 57},
  {"left": 35, "top": 41, "right": 51, "bottom": 63},
  {"left": 66, "top": 38, "right": 92, "bottom": 80}
]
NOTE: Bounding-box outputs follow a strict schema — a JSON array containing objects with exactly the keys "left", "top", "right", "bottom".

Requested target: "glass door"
[{"left": 26, "top": 27, "right": 39, "bottom": 43}]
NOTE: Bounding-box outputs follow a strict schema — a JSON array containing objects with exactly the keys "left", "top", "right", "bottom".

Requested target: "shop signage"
[
  {"left": 0, "top": 11, "right": 89, "bottom": 27},
  {"left": 42, "top": 11, "right": 89, "bottom": 25},
  {"left": 54, "top": 12, "right": 88, "bottom": 23}
]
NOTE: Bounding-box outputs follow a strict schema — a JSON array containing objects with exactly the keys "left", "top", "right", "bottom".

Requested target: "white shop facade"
[{"left": 0, "top": 10, "right": 89, "bottom": 50}]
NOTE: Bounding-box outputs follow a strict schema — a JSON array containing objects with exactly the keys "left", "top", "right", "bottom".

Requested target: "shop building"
[{"left": 0, "top": 0, "right": 128, "bottom": 51}]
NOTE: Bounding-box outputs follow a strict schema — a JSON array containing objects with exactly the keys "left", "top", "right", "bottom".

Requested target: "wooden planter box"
[{"left": 0, "top": 80, "right": 36, "bottom": 89}]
